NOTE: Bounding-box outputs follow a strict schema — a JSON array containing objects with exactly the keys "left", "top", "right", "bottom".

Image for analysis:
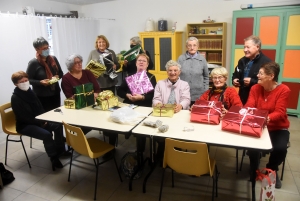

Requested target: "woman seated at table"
[
  {"left": 152, "top": 60, "right": 191, "bottom": 162},
  {"left": 11, "top": 71, "right": 64, "bottom": 171},
  {"left": 194, "top": 67, "right": 242, "bottom": 114},
  {"left": 245, "top": 62, "right": 290, "bottom": 189},
  {"left": 117, "top": 53, "right": 156, "bottom": 160}
]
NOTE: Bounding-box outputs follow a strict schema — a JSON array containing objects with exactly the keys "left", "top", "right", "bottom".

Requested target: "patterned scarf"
[
  {"left": 208, "top": 83, "right": 228, "bottom": 109},
  {"left": 36, "top": 53, "right": 58, "bottom": 79}
]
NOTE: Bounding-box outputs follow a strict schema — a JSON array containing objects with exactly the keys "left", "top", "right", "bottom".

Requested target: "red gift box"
[
  {"left": 190, "top": 100, "right": 222, "bottom": 125},
  {"left": 222, "top": 106, "right": 268, "bottom": 138},
  {"left": 125, "top": 70, "right": 154, "bottom": 95}
]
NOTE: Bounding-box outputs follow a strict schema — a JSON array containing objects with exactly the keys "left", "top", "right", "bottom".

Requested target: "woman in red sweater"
[{"left": 245, "top": 61, "right": 290, "bottom": 189}]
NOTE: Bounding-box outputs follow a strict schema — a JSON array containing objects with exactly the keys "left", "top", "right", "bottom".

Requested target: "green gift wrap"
[
  {"left": 122, "top": 44, "right": 144, "bottom": 62},
  {"left": 73, "top": 83, "right": 94, "bottom": 109}
]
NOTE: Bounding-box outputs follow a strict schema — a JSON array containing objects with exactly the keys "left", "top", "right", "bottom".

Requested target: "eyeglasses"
[
  {"left": 40, "top": 46, "right": 51, "bottom": 50},
  {"left": 137, "top": 59, "right": 147, "bottom": 63},
  {"left": 187, "top": 44, "right": 198, "bottom": 48},
  {"left": 258, "top": 71, "right": 266, "bottom": 76},
  {"left": 74, "top": 61, "right": 82, "bottom": 65},
  {"left": 212, "top": 76, "right": 225, "bottom": 81}
]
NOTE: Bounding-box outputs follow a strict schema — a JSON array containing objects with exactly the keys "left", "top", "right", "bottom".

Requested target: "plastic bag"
[
  {"left": 110, "top": 107, "right": 146, "bottom": 124},
  {"left": 256, "top": 168, "right": 276, "bottom": 201}
]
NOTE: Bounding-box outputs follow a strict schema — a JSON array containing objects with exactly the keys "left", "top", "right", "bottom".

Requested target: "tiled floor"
[{"left": 0, "top": 116, "right": 299, "bottom": 201}]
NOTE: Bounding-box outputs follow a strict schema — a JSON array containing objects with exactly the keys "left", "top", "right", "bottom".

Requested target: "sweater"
[
  {"left": 177, "top": 52, "right": 209, "bottom": 101},
  {"left": 153, "top": 78, "right": 191, "bottom": 110},
  {"left": 244, "top": 84, "right": 290, "bottom": 131},
  {"left": 26, "top": 56, "right": 63, "bottom": 97},
  {"left": 117, "top": 72, "right": 156, "bottom": 107},
  {"left": 199, "top": 87, "right": 242, "bottom": 109},
  {"left": 61, "top": 70, "right": 101, "bottom": 99}
]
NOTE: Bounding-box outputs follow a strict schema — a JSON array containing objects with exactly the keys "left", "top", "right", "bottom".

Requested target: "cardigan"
[
  {"left": 61, "top": 70, "right": 101, "bottom": 99},
  {"left": 245, "top": 84, "right": 290, "bottom": 131},
  {"left": 152, "top": 78, "right": 191, "bottom": 109}
]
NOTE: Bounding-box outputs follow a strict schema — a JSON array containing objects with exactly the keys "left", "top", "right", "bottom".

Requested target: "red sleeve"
[
  {"left": 199, "top": 90, "right": 209, "bottom": 101},
  {"left": 227, "top": 87, "right": 243, "bottom": 108},
  {"left": 269, "top": 86, "right": 290, "bottom": 122}
]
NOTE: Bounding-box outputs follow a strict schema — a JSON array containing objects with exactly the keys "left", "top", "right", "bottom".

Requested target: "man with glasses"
[
  {"left": 178, "top": 37, "right": 209, "bottom": 106},
  {"left": 232, "top": 35, "right": 271, "bottom": 105}
]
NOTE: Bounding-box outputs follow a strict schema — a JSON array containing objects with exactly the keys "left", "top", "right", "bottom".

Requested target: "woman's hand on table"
[
  {"left": 174, "top": 104, "right": 183, "bottom": 113},
  {"left": 221, "top": 105, "right": 228, "bottom": 118},
  {"left": 130, "top": 94, "right": 144, "bottom": 102},
  {"left": 189, "top": 104, "right": 194, "bottom": 111},
  {"left": 94, "top": 93, "right": 99, "bottom": 101}
]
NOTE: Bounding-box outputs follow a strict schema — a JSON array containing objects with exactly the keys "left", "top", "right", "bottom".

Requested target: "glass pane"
[
  {"left": 287, "top": 15, "right": 300, "bottom": 45},
  {"left": 143, "top": 38, "right": 155, "bottom": 69},
  {"left": 159, "top": 38, "right": 171, "bottom": 71},
  {"left": 283, "top": 50, "right": 300, "bottom": 78},
  {"left": 259, "top": 16, "right": 279, "bottom": 45}
]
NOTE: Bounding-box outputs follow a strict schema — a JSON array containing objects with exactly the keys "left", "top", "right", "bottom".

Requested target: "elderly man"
[
  {"left": 177, "top": 37, "right": 209, "bottom": 105},
  {"left": 232, "top": 35, "right": 271, "bottom": 105}
]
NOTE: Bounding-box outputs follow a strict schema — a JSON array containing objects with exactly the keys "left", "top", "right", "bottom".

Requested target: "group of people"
[{"left": 11, "top": 34, "right": 290, "bottom": 190}]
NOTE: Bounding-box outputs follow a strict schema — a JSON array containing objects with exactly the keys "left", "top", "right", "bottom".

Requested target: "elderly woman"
[
  {"left": 26, "top": 37, "right": 64, "bottom": 112},
  {"left": 245, "top": 62, "right": 290, "bottom": 189},
  {"left": 153, "top": 60, "right": 191, "bottom": 163},
  {"left": 11, "top": 71, "right": 64, "bottom": 171},
  {"left": 196, "top": 67, "right": 242, "bottom": 113},
  {"left": 87, "top": 35, "right": 120, "bottom": 94},
  {"left": 123, "top": 36, "right": 154, "bottom": 76},
  {"left": 117, "top": 53, "right": 156, "bottom": 159},
  {"left": 177, "top": 37, "right": 209, "bottom": 105}
]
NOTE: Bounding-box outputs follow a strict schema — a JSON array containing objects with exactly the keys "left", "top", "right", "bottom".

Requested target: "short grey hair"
[
  {"left": 165, "top": 60, "right": 181, "bottom": 71},
  {"left": 65, "top": 54, "right": 83, "bottom": 71},
  {"left": 244, "top": 35, "right": 261, "bottom": 49},
  {"left": 130, "top": 36, "right": 142, "bottom": 45},
  {"left": 186, "top": 37, "right": 199, "bottom": 45},
  {"left": 33, "top": 37, "right": 49, "bottom": 49}
]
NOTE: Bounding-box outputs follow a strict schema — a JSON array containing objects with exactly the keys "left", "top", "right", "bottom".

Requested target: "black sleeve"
[
  {"left": 53, "top": 56, "right": 64, "bottom": 78},
  {"left": 144, "top": 74, "right": 157, "bottom": 101},
  {"left": 26, "top": 59, "right": 42, "bottom": 87},
  {"left": 117, "top": 78, "right": 130, "bottom": 99},
  {"left": 145, "top": 50, "right": 154, "bottom": 70}
]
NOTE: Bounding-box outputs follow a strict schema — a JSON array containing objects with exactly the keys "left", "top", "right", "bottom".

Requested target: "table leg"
[
  {"left": 249, "top": 150, "right": 261, "bottom": 201},
  {"left": 143, "top": 136, "right": 157, "bottom": 193}
]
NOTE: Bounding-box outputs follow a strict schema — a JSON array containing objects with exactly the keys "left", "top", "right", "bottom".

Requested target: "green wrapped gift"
[
  {"left": 73, "top": 83, "right": 94, "bottom": 109},
  {"left": 122, "top": 45, "right": 144, "bottom": 62},
  {"left": 96, "top": 90, "right": 119, "bottom": 110}
]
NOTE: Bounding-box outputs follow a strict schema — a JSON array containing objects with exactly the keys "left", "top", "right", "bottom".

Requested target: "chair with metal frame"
[
  {"left": 159, "top": 138, "right": 220, "bottom": 201},
  {"left": 63, "top": 121, "right": 122, "bottom": 200},
  {"left": 0, "top": 102, "right": 31, "bottom": 168}
]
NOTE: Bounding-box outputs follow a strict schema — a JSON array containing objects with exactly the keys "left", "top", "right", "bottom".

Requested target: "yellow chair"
[
  {"left": 0, "top": 103, "right": 31, "bottom": 168},
  {"left": 159, "top": 138, "right": 219, "bottom": 201},
  {"left": 63, "top": 122, "right": 122, "bottom": 200}
]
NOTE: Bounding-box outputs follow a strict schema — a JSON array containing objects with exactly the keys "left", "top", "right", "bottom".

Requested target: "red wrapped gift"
[
  {"left": 125, "top": 70, "right": 154, "bottom": 95},
  {"left": 190, "top": 100, "right": 222, "bottom": 125},
  {"left": 222, "top": 106, "right": 268, "bottom": 138}
]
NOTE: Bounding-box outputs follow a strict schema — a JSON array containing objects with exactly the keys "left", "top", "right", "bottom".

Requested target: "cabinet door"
[
  {"left": 158, "top": 36, "right": 172, "bottom": 71},
  {"left": 142, "top": 37, "right": 155, "bottom": 70}
]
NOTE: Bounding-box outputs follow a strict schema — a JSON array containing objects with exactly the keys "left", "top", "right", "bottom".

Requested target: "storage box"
[
  {"left": 96, "top": 90, "right": 118, "bottom": 110},
  {"left": 222, "top": 106, "right": 268, "bottom": 138},
  {"left": 125, "top": 70, "right": 154, "bottom": 95},
  {"left": 190, "top": 100, "right": 222, "bottom": 125},
  {"left": 73, "top": 83, "right": 94, "bottom": 109}
]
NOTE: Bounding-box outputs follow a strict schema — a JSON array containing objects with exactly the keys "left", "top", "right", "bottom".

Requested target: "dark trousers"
[
  {"left": 248, "top": 129, "right": 290, "bottom": 171},
  {"left": 20, "top": 122, "right": 65, "bottom": 157},
  {"left": 38, "top": 93, "right": 61, "bottom": 112}
]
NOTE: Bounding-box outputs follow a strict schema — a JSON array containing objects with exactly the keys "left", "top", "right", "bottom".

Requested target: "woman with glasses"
[
  {"left": 193, "top": 67, "right": 242, "bottom": 115},
  {"left": 26, "top": 37, "right": 64, "bottom": 112},
  {"left": 177, "top": 37, "right": 209, "bottom": 106}
]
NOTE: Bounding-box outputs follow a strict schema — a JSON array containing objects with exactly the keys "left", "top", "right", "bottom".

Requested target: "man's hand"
[
  {"left": 233, "top": 78, "right": 240, "bottom": 87},
  {"left": 243, "top": 77, "right": 251, "bottom": 87}
]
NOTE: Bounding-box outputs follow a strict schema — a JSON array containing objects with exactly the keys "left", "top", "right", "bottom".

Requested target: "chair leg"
[
  {"left": 113, "top": 156, "right": 123, "bottom": 182},
  {"left": 159, "top": 168, "right": 166, "bottom": 201},
  {"left": 68, "top": 149, "right": 74, "bottom": 182},
  {"left": 20, "top": 136, "right": 31, "bottom": 168},
  {"left": 212, "top": 175, "right": 215, "bottom": 201},
  {"left": 30, "top": 137, "right": 32, "bottom": 148},
  {"left": 215, "top": 165, "right": 219, "bottom": 197},
  {"left": 236, "top": 149, "right": 239, "bottom": 174},
  {"left": 5, "top": 135, "right": 9, "bottom": 165},
  {"left": 281, "top": 158, "right": 285, "bottom": 181},
  {"left": 239, "top": 149, "right": 246, "bottom": 171},
  {"left": 115, "top": 136, "right": 118, "bottom": 147},
  {"left": 94, "top": 158, "right": 99, "bottom": 200},
  {"left": 171, "top": 169, "right": 174, "bottom": 188}
]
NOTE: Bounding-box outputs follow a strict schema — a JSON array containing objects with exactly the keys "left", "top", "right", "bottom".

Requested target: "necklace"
[{"left": 264, "top": 91, "right": 271, "bottom": 102}]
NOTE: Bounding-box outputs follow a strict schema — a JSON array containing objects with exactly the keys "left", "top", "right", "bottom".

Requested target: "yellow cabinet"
[{"left": 139, "top": 31, "right": 183, "bottom": 81}]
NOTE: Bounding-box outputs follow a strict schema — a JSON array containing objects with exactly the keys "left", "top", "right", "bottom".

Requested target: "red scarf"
[{"left": 36, "top": 53, "right": 58, "bottom": 79}]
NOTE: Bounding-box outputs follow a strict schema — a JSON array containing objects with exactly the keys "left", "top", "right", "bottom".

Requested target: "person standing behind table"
[
  {"left": 152, "top": 60, "right": 191, "bottom": 163},
  {"left": 87, "top": 35, "right": 120, "bottom": 94},
  {"left": 178, "top": 37, "right": 209, "bottom": 106},
  {"left": 232, "top": 35, "right": 271, "bottom": 105},
  {"left": 122, "top": 36, "right": 154, "bottom": 76},
  {"left": 27, "top": 37, "right": 63, "bottom": 112},
  {"left": 11, "top": 71, "right": 64, "bottom": 171},
  {"left": 245, "top": 62, "right": 291, "bottom": 189}
]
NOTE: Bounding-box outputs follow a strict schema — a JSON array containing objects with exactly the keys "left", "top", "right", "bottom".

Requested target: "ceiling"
[{"left": 46, "top": 0, "right": 116, "bottom": 5}]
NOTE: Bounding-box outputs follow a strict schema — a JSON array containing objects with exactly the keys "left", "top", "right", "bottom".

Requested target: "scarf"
[
  {"left": 36, "top": 53, "right": 58, "bottom": 79},
  {"left": 208, "top": 83, "right": 228, "bottom": 109},
  {"left": 13, "top": 87, "right": 44, "bottom": 116}
]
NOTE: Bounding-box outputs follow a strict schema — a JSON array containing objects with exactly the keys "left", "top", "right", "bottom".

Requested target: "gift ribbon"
[
  {"left": 156, "top": 104, "right": 174, "bottom": 117},
  {"left": 192, "top": 101, "right": 222, "bottom": 123},
  {"left": 74, "top": 84, "right": 94, "bottom": 106},
  {"left": 256, "top": 168, "right": 276, "bottom": 185}
]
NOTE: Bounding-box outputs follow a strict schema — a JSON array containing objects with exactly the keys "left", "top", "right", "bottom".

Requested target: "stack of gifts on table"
[
  {"left": 125, "top": 70, "right": 154, "bottom": 95},
  {"left": 190, "top": 100, "right": 222, "bottom": 124},
  {"left": 64, "top": 83, "right": 94, "bottom": 109},
  {"left": 96, "top": 90, "right": 118, "bottom": 110}
]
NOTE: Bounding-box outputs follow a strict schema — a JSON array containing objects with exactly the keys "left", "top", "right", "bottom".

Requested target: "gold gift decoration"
[
  {"left": 152, "top": 104, "right": 175, "bottom": 117},
  {"left": 64, "top": 98, "right": 75, "bottom": 109},
  {"left": 85, "top": 60, "right": 106, "bottom": 78},
  {"left": 96, "top": 90, "right": 118, "bottom": 110}
]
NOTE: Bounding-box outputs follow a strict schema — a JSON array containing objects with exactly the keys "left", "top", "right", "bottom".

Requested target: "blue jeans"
[{"left": 20, "top": 123, "right": 64, "bottom": 157}]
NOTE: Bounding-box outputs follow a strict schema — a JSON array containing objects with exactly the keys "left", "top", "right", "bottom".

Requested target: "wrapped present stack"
[
  {"left": 152, "top": 103, "right": 175, "bottom": 117},
  {"left": 125, "top": 70, "right": 154, "bottom": 95},
  {"left": 96, "top": 90, "right": 118, "bottom": 110},
  {"left": 73, "top": 83, "right": 95, "bottom": 109},
  {"left": 190, "top": 100, "right": 222, "bottom": 125},
  {"left": 222, "top": 106, "right": 268, "bottom": 137}
]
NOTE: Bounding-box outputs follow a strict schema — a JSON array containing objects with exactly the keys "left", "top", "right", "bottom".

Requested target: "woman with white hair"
[
  {"left": 178, "top": 37, "right": 209, "bottom": 106},
  {"left": 123, "top": 36, "right": 154, "bottom": 76}
]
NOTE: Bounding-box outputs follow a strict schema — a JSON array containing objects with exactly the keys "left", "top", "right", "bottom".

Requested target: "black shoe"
[
  {"left": 51, "top": 157, "right": 63, "bottom": 171},
  {"left": 275, "top": 171, "right": 282, "bottom": 189}
]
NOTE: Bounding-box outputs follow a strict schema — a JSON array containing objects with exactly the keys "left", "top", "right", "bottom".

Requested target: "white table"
[{"left": 132, "top": 110, "right": 272, "bottom": 201}]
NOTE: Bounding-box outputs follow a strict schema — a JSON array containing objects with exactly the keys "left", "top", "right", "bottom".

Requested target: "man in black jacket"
[{"left": 232, "top": 35, "right": 271, "bottom": 105}]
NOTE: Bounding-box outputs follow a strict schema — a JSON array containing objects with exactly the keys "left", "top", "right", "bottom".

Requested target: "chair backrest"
[
  {"left": 63, "top": 121, "right": 92, "bottom": 157},
  {"left": 0, "top": 102, "right": 18, "bottom": 135},
  {"left": 163, "top": 138, "right": 212, "bottom": 177}
]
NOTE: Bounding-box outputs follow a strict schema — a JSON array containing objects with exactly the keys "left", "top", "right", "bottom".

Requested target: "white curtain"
[{"left": 0, "top": 13, "right": 47, "bottom": 105}]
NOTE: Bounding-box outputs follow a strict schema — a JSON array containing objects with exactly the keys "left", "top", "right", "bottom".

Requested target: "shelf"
[
  {"left": 189, "top": 34, "right": 223, "bottom": 36},
  {"left": 199, "top": 49, "right": 223, "bottom": 51}
]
